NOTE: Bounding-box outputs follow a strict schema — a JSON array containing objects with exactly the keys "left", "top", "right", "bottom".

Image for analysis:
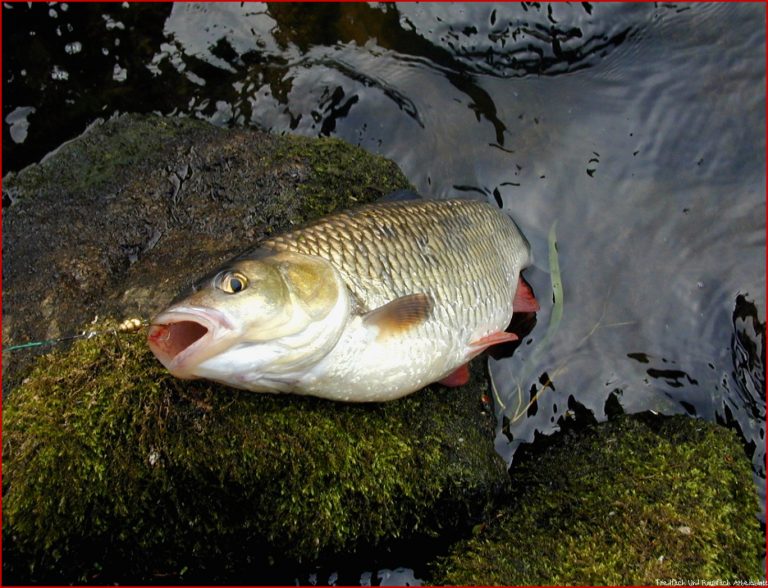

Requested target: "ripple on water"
[{"left": 395, "top": 3, "right": 652, "bottom": 79}]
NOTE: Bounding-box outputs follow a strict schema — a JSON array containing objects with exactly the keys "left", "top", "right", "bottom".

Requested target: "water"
[{"left": 4, "top": 2, "right": 765, "bottom": 582}]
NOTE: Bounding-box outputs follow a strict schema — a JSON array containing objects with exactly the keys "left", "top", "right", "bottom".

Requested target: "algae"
[
  {"left": 430, "top": 413, "right": 764, "bottom": 585},
  {"left": 3, "top": 321, "right": 507, "bottom": 583},
  {"left": 273, "top": 136, "right": 407, "bottom": 221},
  {"left": 3, "top": 113, "right": 507, "bottom": 583},
  {"left": 7, "top": 112, "right": 758, "bottom": 587}
]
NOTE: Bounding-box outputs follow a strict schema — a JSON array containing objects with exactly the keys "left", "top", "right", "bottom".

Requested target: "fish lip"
[{"left": 148, "top": 306, "right": 236, "bottom": 376}]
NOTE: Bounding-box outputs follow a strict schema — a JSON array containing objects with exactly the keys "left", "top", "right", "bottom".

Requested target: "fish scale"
[{"left": 264, "top": 199, "right": 529, "bottom": 339}]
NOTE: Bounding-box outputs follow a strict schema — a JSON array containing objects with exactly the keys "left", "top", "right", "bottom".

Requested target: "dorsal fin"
[{"left": 363, "top": 293, "right": 433, "bottom": 340}]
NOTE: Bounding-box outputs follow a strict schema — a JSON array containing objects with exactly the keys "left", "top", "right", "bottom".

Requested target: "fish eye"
[{"left": 216, "top": 271, "right": 249, "bottom": 294}]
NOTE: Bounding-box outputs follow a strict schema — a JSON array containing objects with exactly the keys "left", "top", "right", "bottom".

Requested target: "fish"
[{"left": 147, "top": 196, "right": 539, "bottom": 402}]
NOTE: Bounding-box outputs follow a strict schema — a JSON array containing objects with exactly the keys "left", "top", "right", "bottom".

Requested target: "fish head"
[{"left": 147, "top": 251, "right": 347, "bottom": 384}]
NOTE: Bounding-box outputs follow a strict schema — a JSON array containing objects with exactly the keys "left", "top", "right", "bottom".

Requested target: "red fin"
[
  {"left": 439, "top": 363, "right": 470, "bottom": 387},
  {"left": 470, "top": 331, "right": 519, "bottom": 353},
  {"left": 514, "top": 277, "right": 540, "bottom": 313}
]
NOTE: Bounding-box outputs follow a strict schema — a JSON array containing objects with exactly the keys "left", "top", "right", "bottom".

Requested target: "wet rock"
[
  {"left": 430, "top": 414, "right": 764, "bottom": 585},
  {"left": 2, "top": 113, "right": 410, "bottom": 393},
  {"left": 2, "top": 114, "right": 508, "bottom": 583}
]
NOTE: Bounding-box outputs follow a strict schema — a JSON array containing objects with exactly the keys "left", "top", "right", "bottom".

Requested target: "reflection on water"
[
  {"left": 722, "top": 296, "right": 766, "bottom": 502},
  {"left": 3, "top": 0, "right": 765, "bottom": 579}
]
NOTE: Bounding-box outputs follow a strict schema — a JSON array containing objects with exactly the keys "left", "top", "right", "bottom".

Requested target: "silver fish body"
[{"left": 148, "top": 198, "right": 534, "bottom": 402}]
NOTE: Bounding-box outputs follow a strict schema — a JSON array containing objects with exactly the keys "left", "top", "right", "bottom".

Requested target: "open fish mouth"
[{"left": 147, "top": 308, "right": 234, "bottom": 377}]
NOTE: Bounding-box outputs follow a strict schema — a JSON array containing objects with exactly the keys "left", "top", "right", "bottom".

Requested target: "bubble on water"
[
  {"left": 51, "top": 65, "right": 69, "bottom": 81},
  {"left": 113, "top": 63, "right": 128, "bottom": 82},
  {"left": 65, "top": 41, "right": 82, "bottom": 55}
]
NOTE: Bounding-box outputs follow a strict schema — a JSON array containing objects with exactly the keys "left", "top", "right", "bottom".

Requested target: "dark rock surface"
[{"left": 2, "top": 113, "right": 409, "bottom": 392}]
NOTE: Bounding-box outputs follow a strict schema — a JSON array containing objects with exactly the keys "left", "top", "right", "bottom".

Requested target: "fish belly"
[{"left": 294, "top": 319, "right": 458, "bottom": 401}]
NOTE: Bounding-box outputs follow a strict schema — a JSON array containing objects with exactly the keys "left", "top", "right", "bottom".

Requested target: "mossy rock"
[
  {"left": 2, "top": 114, "right": 509, "bottom": 583},
  {"left": 2, "top": 113, "right": 411, "bottom": 393},
  {"left": 3, "top": 321, "right": 507, "bottom": 583},
  {"left": 430, "top": 414, "right": 764, "bottom": 585}
]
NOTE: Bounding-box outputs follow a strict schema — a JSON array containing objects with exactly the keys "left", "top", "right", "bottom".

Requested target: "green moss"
[
  {"left": 5, "top": 115, "right": 216, "bottom": 199},
  {"left": 273, "top": 135, "right": 412, "bottom": 221},
  {"left": 4, "top": 114, "right": 473, "bottom": 583},
  {"left": 430, "top": 414, "right": 764, "bottom": 585},
  {"left": 3, "top": 322, "right": 506, "bottom": 583},
  {"left": 5, "top": 115, "right": 410, "bottom": 215}
]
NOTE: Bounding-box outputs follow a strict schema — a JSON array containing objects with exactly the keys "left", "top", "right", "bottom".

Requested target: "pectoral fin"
[{"left": 363, "top": 293, "right": 433, "bottom": 340}]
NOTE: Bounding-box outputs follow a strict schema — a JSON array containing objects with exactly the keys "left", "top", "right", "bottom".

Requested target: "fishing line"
[{"left": 4, "top": 318, "right": 149, "bottom": 352}]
